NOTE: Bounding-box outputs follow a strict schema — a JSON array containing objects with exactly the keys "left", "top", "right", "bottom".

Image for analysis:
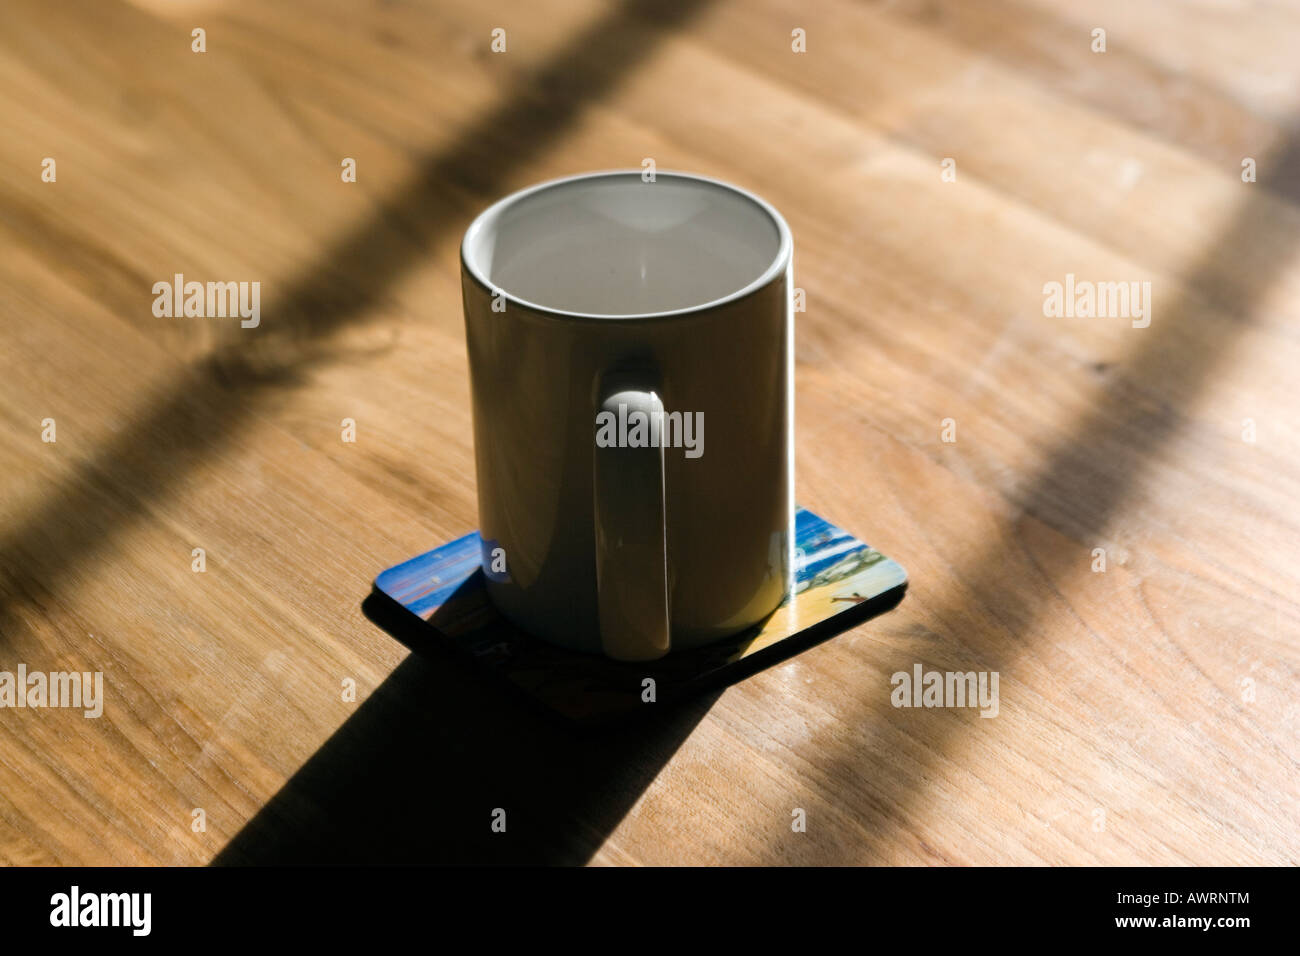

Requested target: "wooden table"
[{"left": 1, "top": 0, "right": 1296, "bottom": 865}]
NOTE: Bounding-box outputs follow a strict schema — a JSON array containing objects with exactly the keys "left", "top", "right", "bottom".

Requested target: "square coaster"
[{"left": 370, "top": 506, "right": 907, "bottom": 725}]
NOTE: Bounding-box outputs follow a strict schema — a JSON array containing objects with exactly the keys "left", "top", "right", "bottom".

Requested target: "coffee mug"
[{"left": 460, "top": 170, "right": 793, "bottom": 661}]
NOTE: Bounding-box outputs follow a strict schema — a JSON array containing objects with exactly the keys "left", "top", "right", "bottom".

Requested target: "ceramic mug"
[{"left": 461, "top": 170, "right": 793, "bottom": 661}]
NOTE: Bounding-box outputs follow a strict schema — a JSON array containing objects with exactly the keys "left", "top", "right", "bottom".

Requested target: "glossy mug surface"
[{"left": 460, "top": 170, "right": 794, "bottom": 661}]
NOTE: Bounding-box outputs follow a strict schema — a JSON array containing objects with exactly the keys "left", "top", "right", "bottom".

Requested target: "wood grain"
[{"left": 0, "top": 0, "right": 1296, "bottom": 865}]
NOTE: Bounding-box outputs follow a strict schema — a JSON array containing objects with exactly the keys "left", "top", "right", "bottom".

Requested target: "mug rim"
[{"left": 460, "top": 169, "right": 793, "bottom": 322}]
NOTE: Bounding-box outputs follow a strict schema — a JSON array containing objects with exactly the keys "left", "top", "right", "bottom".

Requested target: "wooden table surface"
[{"left": 1, "top": 0, "right": 1296, "bottom": 865}]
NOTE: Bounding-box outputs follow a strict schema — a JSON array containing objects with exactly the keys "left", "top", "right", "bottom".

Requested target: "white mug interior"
[{"left": 461, "top": 171, "right": 790, "bottom": 318}]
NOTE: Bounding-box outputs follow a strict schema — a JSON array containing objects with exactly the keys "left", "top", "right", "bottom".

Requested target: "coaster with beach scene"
[{"left": 368, "top": 506, "right": 907, "bottom": 725}]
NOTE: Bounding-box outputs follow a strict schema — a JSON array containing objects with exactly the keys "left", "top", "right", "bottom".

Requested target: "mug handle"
[{"left": 593, "top": 382, "right": 671, "bottom": 661}]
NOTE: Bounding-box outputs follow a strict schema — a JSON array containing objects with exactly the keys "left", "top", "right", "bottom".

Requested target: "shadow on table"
[
  {"left": 214, "top": 525, "right": 909, "bottom": 865},
  {"left": 211, "top": 590, "right": 719, "bottom": 865}
]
